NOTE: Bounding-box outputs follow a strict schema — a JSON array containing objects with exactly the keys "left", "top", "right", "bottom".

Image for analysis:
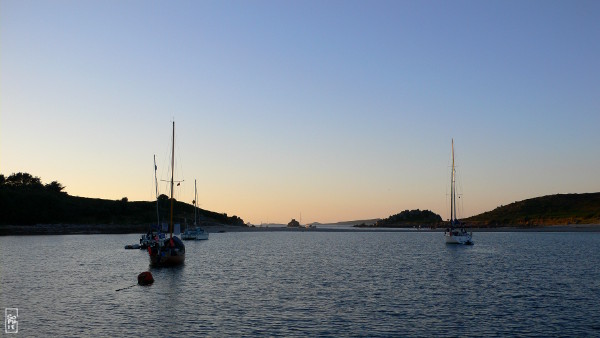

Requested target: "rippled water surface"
[{"left": 2, "top": 231, "right": 600, "bottom": 336}]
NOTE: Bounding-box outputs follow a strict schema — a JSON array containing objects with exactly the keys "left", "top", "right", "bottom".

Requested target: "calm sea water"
[{"left": 1, "top": 231, "right": 599, "bottom": 337}]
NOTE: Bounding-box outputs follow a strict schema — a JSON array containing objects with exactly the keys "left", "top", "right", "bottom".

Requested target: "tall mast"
[
  {"left": 194, "top": 179, "right": 198, "bottom": 226},
  {"left": 451, "top": 139, "right": 456, "bottom": 226},
  {"left": 154, "top": 154, "right": 159, "bottom": 228},
  {"left": 170, "top": 121, "right": 175, "bottom": 239}
]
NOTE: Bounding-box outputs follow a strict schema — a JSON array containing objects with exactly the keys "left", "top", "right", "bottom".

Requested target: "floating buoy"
[{"left": 137, "top": 271, "right": 154, "bottom": 285}]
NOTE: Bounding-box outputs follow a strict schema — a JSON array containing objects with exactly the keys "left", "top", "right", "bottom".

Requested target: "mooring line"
[{"left": 115, "top": 284, "right": 136, "bottom": 292}]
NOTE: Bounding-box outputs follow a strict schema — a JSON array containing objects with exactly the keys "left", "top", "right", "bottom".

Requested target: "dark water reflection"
[{"left": 1, "top": 231, "right": 599, "bottom": 336}]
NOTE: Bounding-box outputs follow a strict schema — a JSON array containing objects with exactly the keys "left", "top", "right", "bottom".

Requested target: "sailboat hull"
[
  {"left": 445, "top": 232, "right": 473, "bottom": 245},
  {"left": 182, "top": 228, "right": 209, "bottom": 240},
  {"left": 148, "top": 235, "right": 186, "bottom": 266},
  {"left": 149, "top": 253, "right": 185, "bottom": 266}
]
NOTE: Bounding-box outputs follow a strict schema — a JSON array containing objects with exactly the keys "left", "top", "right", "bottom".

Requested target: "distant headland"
[
  {"left": 356, "top": 193, "right": 600, "bottom": 229},
  {"left": 464, "top": 193, "right": 600, "bottom": 227},
  {"left": 0, "top": 172, "right": 245, "bottom": 235}
]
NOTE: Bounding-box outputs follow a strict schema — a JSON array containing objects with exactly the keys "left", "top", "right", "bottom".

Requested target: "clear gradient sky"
[{"left": 2, "top": 0, "right": 599, "bottom": 224}]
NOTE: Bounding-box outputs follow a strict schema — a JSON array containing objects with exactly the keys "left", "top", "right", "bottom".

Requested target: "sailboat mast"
[
  {"left": 170, "top": 121, "right": 175, "bottom": 239},
  {"left": 154, "top": 154, "right": 160, "bottom": 228},
  {"left": 451, "top": 139, "right": 456, "bottom": 226}
]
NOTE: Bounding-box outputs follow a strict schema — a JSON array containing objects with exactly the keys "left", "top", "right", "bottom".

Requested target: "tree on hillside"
[
  {"left": 1, "top": 173, "right": 67, "bottom": 193},
  {"left": 2, "top": 172, "right": 43, "bottom": 188},
  {"left": 45, "top": 181, "right": 66, "bottom": 193}
]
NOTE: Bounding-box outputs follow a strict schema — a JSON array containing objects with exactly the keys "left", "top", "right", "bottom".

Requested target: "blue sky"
[{"left": 2, "top": 0, "right": 599, "bottom": 224}]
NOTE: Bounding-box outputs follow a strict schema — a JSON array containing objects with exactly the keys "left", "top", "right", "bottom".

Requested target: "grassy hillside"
[
  {"left": 465, "top": 193, "right": 600, "bottom": 226},
  {"left": 0, "top": 173, "right": 245, "bottom": 234}
]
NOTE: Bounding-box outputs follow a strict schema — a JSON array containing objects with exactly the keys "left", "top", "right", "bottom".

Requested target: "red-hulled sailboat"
[{"left": 148, "top": 121, "right": 186, "bottom": 266}]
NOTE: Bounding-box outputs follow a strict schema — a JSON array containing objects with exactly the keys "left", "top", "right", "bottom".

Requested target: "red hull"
[{"left": 149, "top": 253, "right": 185, "bottom": 266}]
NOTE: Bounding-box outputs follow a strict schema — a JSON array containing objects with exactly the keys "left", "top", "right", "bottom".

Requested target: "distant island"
[
  {"left": 0, "top": 172, "right": 245, "bottom": 235},
  {"left": 355, "top": 209, "right": 442, "bottom": 228},
  {"left": 327, "top": 219, "right": 381, "bottom": 226},
  {"left": 287, "top": 219, "right": 300, "bottom": 227}
]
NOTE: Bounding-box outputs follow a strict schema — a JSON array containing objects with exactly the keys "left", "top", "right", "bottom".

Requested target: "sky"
[{"left": 2, "top": 0, "right": 599, "bottom": 225}]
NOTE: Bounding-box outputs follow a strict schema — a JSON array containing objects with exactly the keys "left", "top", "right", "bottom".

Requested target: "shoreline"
[
  {"left": 1, "top": 223, "right": 600, "bottom": 236},
  {"left": 241, "top": 225, "right": 600, "bottom": 233}
]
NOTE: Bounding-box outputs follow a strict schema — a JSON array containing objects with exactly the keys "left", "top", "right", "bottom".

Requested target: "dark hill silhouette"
[
  {"left": 358, "top": 209, "right": 442, "bottom": 228},
  {"left": 0, "top": 173, "right": 244, "bottom": 235}
]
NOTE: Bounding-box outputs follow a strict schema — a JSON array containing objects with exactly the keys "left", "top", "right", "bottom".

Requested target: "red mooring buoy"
[{"left": 137, "top": 271, "right": 154, "bottom": 285}]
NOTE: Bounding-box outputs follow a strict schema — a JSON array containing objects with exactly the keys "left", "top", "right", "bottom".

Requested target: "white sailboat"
[
  {"left": 181, "top": 179, "right": 209, "bottom": 240},
  {"left": 444, "top": 139, "right": 473, "bottom": 245}
]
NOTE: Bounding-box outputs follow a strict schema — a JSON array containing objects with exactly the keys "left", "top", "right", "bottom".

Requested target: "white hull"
[
  {"left": 182, "top": 228, "right": 209, "bottom": 240},
  {"left": 445, "top": 231, "right": 473, "bottom": 245},
  {"left": 194, "top": 233, "right": 209, "bottom": 240},
  {"left": 181, "top": 233, "right": 194, "bottom": 240}
]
